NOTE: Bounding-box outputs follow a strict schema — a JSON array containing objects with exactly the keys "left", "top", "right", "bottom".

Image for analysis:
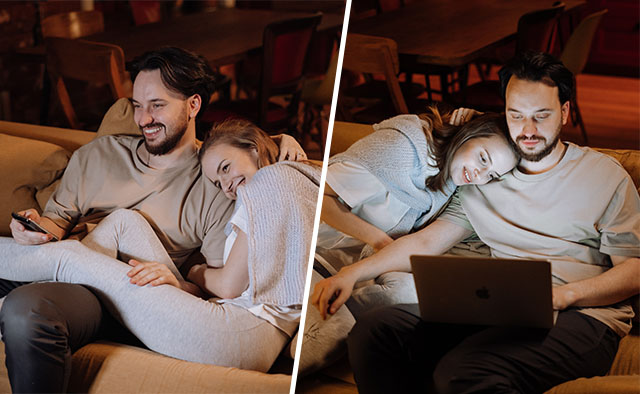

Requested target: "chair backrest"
[
  {"left": 516, "top": 4, "right": 565, "bottom": 54},
  {"left": 45, "top": 37, "right": 130, "bottom": 129},
  {"left": 377, "top": 0, "right": 404, "bottom": 13},
  {"left": 259, "top": 13, "right": 322, "bottom": 126},
  {"left": 41, "top": 10, "right": 104, "bottom": 39},
  {"left": 129, "top": 1, "right": 163, "bottom": 25},
  {"left": 342, "top": 33, "right": 408, "bottom": 114},
  {"left": 560, "top": 9, "right": 608, "bottom": 76}
]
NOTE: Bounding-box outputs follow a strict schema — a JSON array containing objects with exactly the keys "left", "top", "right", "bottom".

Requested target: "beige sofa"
[
  {"left": 0, "top": 119, "right": 293, "bottom": 393},
  {"left": 297, "top": 121, "right": 640, "bottom": 394}
]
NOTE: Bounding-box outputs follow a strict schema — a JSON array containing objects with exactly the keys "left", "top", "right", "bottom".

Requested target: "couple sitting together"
[
  {"left": 302, "top": 50, "right": 639, "bottom": 393},
  {"left": 0, "top": 47, "right": 319, "bottom": 392}
]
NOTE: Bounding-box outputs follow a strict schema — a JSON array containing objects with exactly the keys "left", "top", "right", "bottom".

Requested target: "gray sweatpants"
[{"left": 0, "top": 209, "right": 288, "bottom": 372}]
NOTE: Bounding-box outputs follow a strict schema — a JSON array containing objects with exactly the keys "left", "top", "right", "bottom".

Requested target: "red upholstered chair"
[
  {"left": 202, "top": 14, "right": 322, "bottom": 136},
  {"left": 376, "top": 0, "right": 404, "bottom": 13},
  {"left": 129, "top": 1, "right": 163, "bottom": 25}
]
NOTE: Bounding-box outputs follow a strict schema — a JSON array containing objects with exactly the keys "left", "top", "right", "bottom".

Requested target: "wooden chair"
[
  {"left": 451, "top": 4, "right": 566, "bottom": 112},
  {"left": 338, "top": 34, "right": 412, "bottom": 123},
  {"left": 45, "top": 37, "right": 131, "bottom": 130},
  {"left": 301, "top": 50, "right": 339, "bottom": 154},
  {"left": 476, "top": 4, "right": 566, "bottom": 80},
  {"left": 560, "top": 9, "right": 608, "bottom": 144},
  {"left": 41, "top": 10, "right": 105, "bottom": 39},
  {"left": 39, "top": 10, "right": 106, "bottom": 126}
]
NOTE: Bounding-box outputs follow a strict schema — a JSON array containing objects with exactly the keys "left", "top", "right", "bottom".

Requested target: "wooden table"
[
  {"left": 349, "top": 0, "right": 585, "bottom": 68},
  {"left": 85, "top": 8, "right": 344, "bottom": 67}
]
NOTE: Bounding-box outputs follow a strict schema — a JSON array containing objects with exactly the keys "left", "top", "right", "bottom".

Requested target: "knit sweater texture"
[
  {"left": 330, "top": 114, "right": 456, "bottom": 237},
  {"left": 239, "top": 161, "right": 321, "bottom": 306}
]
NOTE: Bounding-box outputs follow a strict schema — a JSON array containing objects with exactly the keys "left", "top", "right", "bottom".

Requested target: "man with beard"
[
  {"left": 1, "top": 47, "right": 305, "bottom": 393},
  {"left": 314, "top": 51, "right": 640, "bottom": 393}
]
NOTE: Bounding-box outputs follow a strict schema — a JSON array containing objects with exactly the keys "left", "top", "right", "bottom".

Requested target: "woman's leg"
[
  {"left": 297, "top": 269, "right": 356, "bottom": 376},
  {"left": 0, "top": 238, "right": 287, "bottom": 370},
  {"left": 348, "top": 271, "right": 418, "bottom": 318},
  {"left": 82, "top": 209, "right": 183, "bottom": 280}
]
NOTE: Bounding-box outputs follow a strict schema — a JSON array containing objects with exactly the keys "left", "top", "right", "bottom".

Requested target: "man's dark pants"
[
  {"left": 0, "top": 279, "right": 142, "bottom": 393},
  {"left": 347, "top": 304, "right": 620, "bottom": 394}
]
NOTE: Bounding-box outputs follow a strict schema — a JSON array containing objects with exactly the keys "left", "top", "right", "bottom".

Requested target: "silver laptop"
[{"left": 410, "top": 255, "right": 555, "bottom": 329}]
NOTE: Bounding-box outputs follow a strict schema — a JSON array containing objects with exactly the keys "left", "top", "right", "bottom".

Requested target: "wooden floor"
[{"left": 563, "top": 73, "right": 639, "bottom": 150}]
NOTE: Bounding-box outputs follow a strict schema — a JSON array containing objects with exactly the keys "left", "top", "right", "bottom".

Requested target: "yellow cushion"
[
  {"left": 0, "top": 133, "right": 70, "bottom": 236},
  {"left": 96, "top": 97, "right": 140, "bottom": 138}
]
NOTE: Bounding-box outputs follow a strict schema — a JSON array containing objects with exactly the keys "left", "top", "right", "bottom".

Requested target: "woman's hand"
[
  {"left": 311, "top": 268, "right": 358, "bottom": 320},
  {"left": 276, "top": 134, "right": 307, "bottom": 161},
  {"left": 373, "top": 234, "right": 394, "bottom": 252},
  {"left": 449, "top": 108, "right": 484, "bottom": 126},
  {"left": 127, "top": 259, "right": 180, "bottom": 288}
]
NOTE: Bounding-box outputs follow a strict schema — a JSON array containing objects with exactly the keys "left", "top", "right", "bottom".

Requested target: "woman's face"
[
  {"left": 449, "top": 135, "right": 518, "bottom": 186},
  {"left": 201, "top": 143, "right": 260, "bottom": 200}
]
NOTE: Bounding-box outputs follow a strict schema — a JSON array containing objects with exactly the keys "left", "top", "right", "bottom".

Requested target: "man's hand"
[
  {"left": 311, "top": 269, "right": 358, "bottom": 320},
  {"left": 277, "top": 134, "right": 307, "bottom": 162},
  {"left": 9, "top": 209, "right": 55, "bottom": 245},
  {"left": 127, "top": 259, "right": 180, "bottom": 288},
  {"left": 552, "top": 285, "right": 578, "bottom": 311},
  {"left": 449, "top": 107, "right": 483, "bottom": 126}
]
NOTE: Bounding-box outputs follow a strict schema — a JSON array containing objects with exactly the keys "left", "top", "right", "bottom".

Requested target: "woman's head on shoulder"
[
  {"left": 421, "top": 107, "right": 519, "bottom": 190},
  {"left": 199, "top": 119, "right": 278, "bottom": 200}
]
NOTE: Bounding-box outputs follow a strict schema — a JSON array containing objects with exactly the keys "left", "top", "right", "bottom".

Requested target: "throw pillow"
[
  {"left": 0, "top": 133, "right": 70, "bottom": 236},
  {"left": 96, "top": 97, "right": 140, "bottom": 137}
]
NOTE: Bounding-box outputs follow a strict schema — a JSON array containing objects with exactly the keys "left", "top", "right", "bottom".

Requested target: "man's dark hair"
[
  {"left": 498, "top": 50, "right": 575, "bottom": 105},
  {"left": 128, "top": 47, "right": 217, "bottom": 119}
]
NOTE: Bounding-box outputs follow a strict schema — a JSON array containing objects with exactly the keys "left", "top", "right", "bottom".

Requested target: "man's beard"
[
  {"left": 143, "top": 118, "right": 188, "bottom": 156},
  {"left": 514, "top": 123, "right": 561, "bottom": 162}
]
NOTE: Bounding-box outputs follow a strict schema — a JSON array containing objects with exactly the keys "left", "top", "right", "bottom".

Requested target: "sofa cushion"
[
  {"left": 0, "top": 133, "right": 70, "bottom": 236},
  {"left": 96, "top": 97, "right": 141, "bottom": 138},
  {"left": 593, "top": 148, "right": 639, "bottom": 190},
  {"left": 68, "top": 341, "right": 292, "bottom": 393}
]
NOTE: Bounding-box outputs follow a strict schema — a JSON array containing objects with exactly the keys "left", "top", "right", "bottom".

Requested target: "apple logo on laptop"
[{"left": 476, "top": 286, "right": 490, "bottom": 299}]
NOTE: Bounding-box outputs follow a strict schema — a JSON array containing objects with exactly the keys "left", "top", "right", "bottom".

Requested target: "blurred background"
[
  {"left": 0, "top": 0, "right": 346, "bottom": 159},
  {"left": 336, "top": 0, "right": 639, "bottom": 150}
]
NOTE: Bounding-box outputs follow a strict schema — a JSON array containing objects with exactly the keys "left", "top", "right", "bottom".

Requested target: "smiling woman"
[{"left": 199, "top": 119, "right": 279, "bottom": 200}]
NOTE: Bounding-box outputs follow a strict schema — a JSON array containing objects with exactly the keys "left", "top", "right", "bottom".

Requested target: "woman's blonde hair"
[
  {"left": 199, "top": 119, "right": 279, "bottom": 168},
  {"left": 419, "top": 107, "right": 512, "bottom": 192}
]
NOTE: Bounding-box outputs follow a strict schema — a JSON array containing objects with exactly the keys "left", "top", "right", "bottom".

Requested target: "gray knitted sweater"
[
  {"left": 330, "top": 114, "right": 456, "bottom": 238},
  {"left": 238, "top": 161, "right": 321, "bottom": 306}
]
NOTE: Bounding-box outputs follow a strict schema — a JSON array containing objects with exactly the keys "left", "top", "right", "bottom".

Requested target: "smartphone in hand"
[{"left": 11, "top": 212, "right": 59, "bottom": 242}]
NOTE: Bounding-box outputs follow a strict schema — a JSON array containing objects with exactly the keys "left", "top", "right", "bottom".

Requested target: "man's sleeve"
[
  {"left": 42, "top": 150, "right": 83, "bottom": 232},
  {"left": 436, "top": 188, "right": 475, "bottom": 232},
  {"left": 598, "top": 175, "right": 640, "bottom": 259}
]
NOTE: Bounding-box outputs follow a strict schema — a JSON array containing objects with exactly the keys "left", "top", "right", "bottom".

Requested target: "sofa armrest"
[{"left": 0, "top": 120, "right": 95, "bottom": 153}]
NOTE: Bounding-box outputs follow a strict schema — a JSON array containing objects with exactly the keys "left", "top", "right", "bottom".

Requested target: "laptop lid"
[{"left": 410, "top": 255, "right": 554, "bottom": 329}]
